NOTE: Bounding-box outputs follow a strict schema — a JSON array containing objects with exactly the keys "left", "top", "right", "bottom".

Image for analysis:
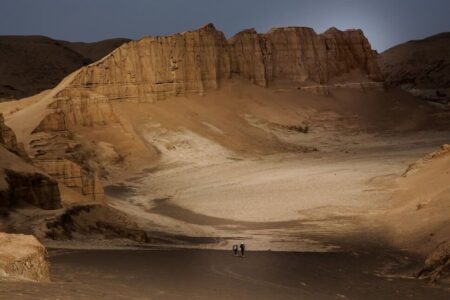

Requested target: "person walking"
[
  {"left": 232, "top": 244, "right": 238, "bottom": 256},
  {"left": 240, "top": 242, "right": 246, "bottom": 257}
]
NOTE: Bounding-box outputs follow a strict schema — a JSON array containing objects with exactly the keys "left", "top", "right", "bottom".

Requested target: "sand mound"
[
  {"left": 0, "top": 233, "right": 49, "bottom": 282},
  {"left": 402, "top": 144, "right": 450, "bottom": 176},
  {"left": 382, "top": 144, "right": 450, "bottom": 255}
]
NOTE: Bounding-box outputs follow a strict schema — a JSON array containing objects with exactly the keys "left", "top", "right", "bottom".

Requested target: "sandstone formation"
[
  {"left": 33, "top": 89, "right": 117, "bottom": 132},
  {"left": 0, "top": 113, "right": 27, "bottom": 158},
  {"left": 230, "top": 27, "right": 383, "bottom": 88},
  {"left": 0, "top": 36, "right": 129, "bottom": 100},
  {"left": 0, "top": 115, "right": 61, "bottom": 209},
  {"left": 378, "top": 32, "right": 450, "bottom": 103},
  {"left": 67, "top": 24, "right": 383, "bottom": 103},
  {"left": 34, "top": 159, "right": 104, "bottom": 202},
  {"left": 0, "top": 147, "right": 61, "bottom": 209},
  {"left": 0, "top": 233, "right": 50, "bottom": 282}
]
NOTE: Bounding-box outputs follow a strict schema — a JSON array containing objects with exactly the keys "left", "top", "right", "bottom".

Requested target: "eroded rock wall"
[
  {"left": 0, "top": 113, "right": 28, "bottom": 158},
  {"left": 0, "top": 118, "right": 61, "bottom": 210},
  {"left": 34, "top": 89, "right": 117, "bottom": 133},
  {"left": 3, "top": 168, "right": 61, "bottom": 209},
  {"left": 34, "top": 159, "right": 104, "bottom": 202},
  {"left": 70, "top": 23, "right": 231, "bottom": 102},
  {"left": 65, "top": 24, "right": 382, "bottom": 102}
]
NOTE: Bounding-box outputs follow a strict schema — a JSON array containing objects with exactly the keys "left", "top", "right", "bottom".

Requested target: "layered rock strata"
[
  {"left": 0, "top": 113, "right": 28, "bottom": 158},
  {"left": 2, "top": 168, "right": 61, "bottom": 209},
  {"left": 0, "top": 117, "right": 61, "bottom": 210},
  {"left": 34, "top": 159, "right": 104, "bottom": 202},
  {"left": 66, "top": 24, "right": 383, "bottom": 103}
]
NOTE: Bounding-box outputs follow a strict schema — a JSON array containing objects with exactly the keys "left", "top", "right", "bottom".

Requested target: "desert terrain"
[{"left": 0, "top": 24, "right": 449, "bottom": 298}]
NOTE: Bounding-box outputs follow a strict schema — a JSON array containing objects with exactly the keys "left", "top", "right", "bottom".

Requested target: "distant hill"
[
  {"left": 59, "top": 38, "right": 130, "bottom": 63},
  {"left": 0, "top": 36, "right": 130, "bottom": 100},
  {"left": 378, "top": 32, "right": 450, "bottom": 103}
]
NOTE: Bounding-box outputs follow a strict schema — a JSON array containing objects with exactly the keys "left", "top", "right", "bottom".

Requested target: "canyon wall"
[
  {"left": 69, "top": 24, "right": 232, "bottom": 102},
  {"left": 229, "top": 27, "right": 382, "bottom": 88},
  {"left": 66, "top": 24, "right": 383, "bottom": 103},
  {"left": 0, "top": 113, "right": 28, "bottom": 158},
  {"left": 0, "top": 146, "right": 61, "bottom": 210},
  {"left": 0, "top": 116, "right": 61, "bottom": 209}
]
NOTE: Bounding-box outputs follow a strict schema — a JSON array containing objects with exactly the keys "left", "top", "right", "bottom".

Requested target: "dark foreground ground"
[{"left": 0, "top": 249, "right": 449, "bottom": 300}]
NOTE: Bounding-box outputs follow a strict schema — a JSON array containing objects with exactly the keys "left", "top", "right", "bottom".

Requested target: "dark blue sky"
[{"left": 0, "top": 0, "right": 449, "bottom": 51}]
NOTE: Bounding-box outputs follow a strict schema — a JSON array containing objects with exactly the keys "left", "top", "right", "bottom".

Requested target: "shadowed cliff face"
[
  {"left": 3, "top": 169, "right": 61, "bottom": 209},
  {"left": 0, "top": 113, "right": 61, "bottom": 210},
  {"left": 69, "top": 24, "right": 382, "bottom": 102}
]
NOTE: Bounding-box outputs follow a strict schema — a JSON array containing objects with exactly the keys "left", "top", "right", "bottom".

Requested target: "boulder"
[
  {"left": 418, "top": 240, "right": 450, "bottom": 283},
  {"left": 0, "top": 233, "right": 49, "bottom": 282}
]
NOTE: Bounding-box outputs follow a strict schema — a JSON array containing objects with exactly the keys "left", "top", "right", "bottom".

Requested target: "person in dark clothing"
[
  {"left": 232, "top": 244, "right": 238, "bottom": 256},
  {"left": 240, "top": 242, "right": 245, "bottom": 257}
]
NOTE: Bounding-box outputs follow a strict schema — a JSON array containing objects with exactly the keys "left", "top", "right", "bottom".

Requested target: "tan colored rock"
[
  {"left": 228, "top": 28, "right": 268, "bottom": 87},
  {"left": 0, "top": 113, "right": 28, "bottom": 158},
  {"left": 70, "top": 23, "right": 231, "bottom": 103},
  {"left": 418, "top": 240, "right": 450, "bottom": 283},
  {"left": 0, "top": 146, "right": 61, "bottom": 209},
  {"left": 34, "top": 159, "right": 104, "bottom": 202},
  {"left": 0, "top": 233, "right": 49, "bottom": 282},
  {"left": 0, "top": 116, "right": 62, "bottom": 209},
  {"left": 34, "top": 89, "right": 117, "bottom": 132},
  {"left": 64, "top": 24, "right": 382, "bottom": 103}
]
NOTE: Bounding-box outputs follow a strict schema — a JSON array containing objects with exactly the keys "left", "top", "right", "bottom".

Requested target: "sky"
[{"left": 0, "top": 0, "right": 449, "bottom": 51}]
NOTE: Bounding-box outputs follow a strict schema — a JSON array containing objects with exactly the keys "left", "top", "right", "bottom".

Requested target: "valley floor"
[
  {"left": 99, "top": 131, "right": 450, "bottom": 252},
  {"left": 0, "top": 248, "right": 449, "bottom": 300}
]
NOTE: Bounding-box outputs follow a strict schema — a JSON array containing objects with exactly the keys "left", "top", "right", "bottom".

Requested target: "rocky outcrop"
[
  {"left": 66, "top": 24, "right": 382, "bottom": 103},
  {"left": 230, "top": 27, "right": 382, "bottom": 88},
  {"left": 0, "top": 113, "right": 27, "bottom": 158},
  {"left": 34, "top": 159, "right": 104, "bottom": 202},
  {"left": 0, "top": 233, "right": 50, "bottom": 282},
  {"left": 418, "top": 240, "right": 450, "bottom": 283},
  {"left": 33, "top": 89, "right": 117, "bottom": 133},
  {"left": 69, "top": 24, "right": 231, "bottom": 102},
  {"left": 3, "top": 168, "right": 61, "bottom": 209},
  {"left": 0, "top": 126, "right": 61, "bottom": 210}
]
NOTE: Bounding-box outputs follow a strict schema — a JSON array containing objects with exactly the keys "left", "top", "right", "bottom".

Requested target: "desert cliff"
[{"left": 68, "top": 24, "right": 382, "bottom": 102}]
